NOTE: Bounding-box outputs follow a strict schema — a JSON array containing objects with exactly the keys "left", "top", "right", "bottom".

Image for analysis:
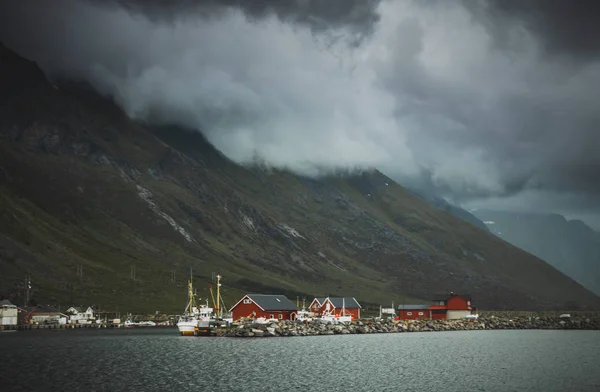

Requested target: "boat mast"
[
  {"left": 216, "top": 274, "right": 221, "bottom": 318},
  {"left": 187, "top": 268, "right": 196, "bottom": 314}
]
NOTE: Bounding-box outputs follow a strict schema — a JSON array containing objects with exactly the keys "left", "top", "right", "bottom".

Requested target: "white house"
[
  {"left": 0, "top": 299, "right": 18, "bottom": 326},
  {"left": 66, "top": 306, "right": 95, "bottom": 324}
]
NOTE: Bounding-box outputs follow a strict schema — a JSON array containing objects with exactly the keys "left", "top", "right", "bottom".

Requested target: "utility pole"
[
  {"left": 130, "top": 265, "right": 136, "bottom": 281},
  {"left": 77, "top": 264, "right": 83, "bottom": 278}
]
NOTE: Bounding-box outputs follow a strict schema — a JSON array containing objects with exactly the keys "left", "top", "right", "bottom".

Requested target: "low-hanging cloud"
[{"left": 1, "top": 0, "right": 600, "bottom": 225}]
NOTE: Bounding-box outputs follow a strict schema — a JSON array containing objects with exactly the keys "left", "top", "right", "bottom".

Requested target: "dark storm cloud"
[
  {"left": 88, "top": 0, "right": 383, "bottom": 43},
  {"left": 477, "top": 0, "right": 600, "bottom": 59},
  {"left": 1, "top": 0, "right": 600, "bottom": 225}
]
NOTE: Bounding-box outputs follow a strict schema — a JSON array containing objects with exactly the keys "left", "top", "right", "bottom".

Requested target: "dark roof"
[
  {"left": 28, "top": 306, "right": 60, "bottom": 314},
  {"left": 433, "top": 293, "right": 472, "bottom": 301},
  {"left": 326, "top": 297, "right": 361, "bottom": 309},
  {"left": 398, "top": 304, "right": 430, "bottom": 310},
  {"left": 246, "top": 295, "right": 298, "bottom": 311},
  {"left": 0, "top": 299, "right": 15, "bottom": 306}
]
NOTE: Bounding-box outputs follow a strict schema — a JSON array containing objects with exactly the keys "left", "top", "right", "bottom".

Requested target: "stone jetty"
[{"left": 220, "top": 316, "right": 600, "bottom": 337}]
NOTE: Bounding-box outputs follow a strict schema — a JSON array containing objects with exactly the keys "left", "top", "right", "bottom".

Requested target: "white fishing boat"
[
  {"left": 177, "top": 287, "right": 213, "bottom": 336},
  {"left": 177, "top": 273, "right": 228, "bottom": 336}
]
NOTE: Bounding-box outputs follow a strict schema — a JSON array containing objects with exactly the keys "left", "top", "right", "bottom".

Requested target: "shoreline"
[
  {"left": 3, "top": 316, "right": 599, "bottom": 336},
  {"left": 219, "top": 316, "right": 600, "bottom": 337}
]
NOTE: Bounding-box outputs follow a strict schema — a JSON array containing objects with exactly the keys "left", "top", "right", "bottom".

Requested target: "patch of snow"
[
  {"left": 277, "top": 223, "right": 305, "bottom": 239},
  {"left": 484, "top": 221, "right": 495, "bottom": 225},
  {"left": 316, "top": 251, "right": 346, "bottom": 271},
  {"left": 473, "top": 253, "right": 485, "bottom": 262},
  {"left": 240, "top": 212, "right": 256, "bottom": 231},
  {"left": 136, "top": 185, "right": 193, "bottom": 242}
]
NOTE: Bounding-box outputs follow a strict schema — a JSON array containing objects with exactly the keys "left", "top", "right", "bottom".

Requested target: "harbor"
[{"left": 4, "top": 274, "right": 600, "bottom": 336}]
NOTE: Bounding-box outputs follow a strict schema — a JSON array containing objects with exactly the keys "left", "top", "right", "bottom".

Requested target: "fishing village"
[{"left": 2, "top": 274, "right": 599, "bottom": 336}]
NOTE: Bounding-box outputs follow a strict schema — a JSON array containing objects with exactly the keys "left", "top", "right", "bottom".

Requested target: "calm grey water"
[{"left": 1, "top": 328, "right": 599, "bottom": 391}]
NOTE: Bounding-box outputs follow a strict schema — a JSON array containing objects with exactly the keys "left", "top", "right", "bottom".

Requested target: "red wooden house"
[
  {"left": 396, "top": 293, "right": 476, "bottom": 320},
  {"left": 429, "top": 293, "right": 476, "bottom": 320},
  {"left": 310, "top": 297, "right": 362, "bottom": 320},
  {"left": 308, "top": 297, "right": 327, "bottom": 314},
  {"left": 230, "top": 294, "right": 298, "bottom": 321},
  {"left": 397, "top": 304, "right": 431, "bottom": 320}
]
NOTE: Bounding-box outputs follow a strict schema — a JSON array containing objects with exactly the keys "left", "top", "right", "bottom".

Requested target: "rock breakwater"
[{"left": 220, "top": 317, "right": 600, "bottom": 337}]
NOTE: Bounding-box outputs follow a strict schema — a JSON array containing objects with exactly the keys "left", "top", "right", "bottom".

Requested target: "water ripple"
[{"left": 1, "top": 329, "right": 599, "bottom": 391}]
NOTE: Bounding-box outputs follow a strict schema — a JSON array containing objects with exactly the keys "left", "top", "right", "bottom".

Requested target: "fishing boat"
[
  {"left": 294, "top": 297, "right": 316, "bottom": 321},
  {"left": 176, "top": 275, "right": 213, "bottom": 336},
  {"left": 177, "top": 273, "right": 230, "bottom": 336},
  {"left": 318, "top": 297, "right": 353, "bottom": 324}
]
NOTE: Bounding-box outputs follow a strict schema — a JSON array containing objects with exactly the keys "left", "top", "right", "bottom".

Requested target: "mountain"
[
  {"left": 473, "top": 209, "right": 600, "bottom": 296},
  {"left": 407, "top": 189, "right": 489, "bottom": 232},
  {"left": 1, "top": 43, "right": 599, "bottom": 312}
]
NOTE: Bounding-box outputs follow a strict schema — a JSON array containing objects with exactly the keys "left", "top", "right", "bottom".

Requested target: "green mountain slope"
[{"left": 1, "top": 43, "right": 599, "bottom": 312}]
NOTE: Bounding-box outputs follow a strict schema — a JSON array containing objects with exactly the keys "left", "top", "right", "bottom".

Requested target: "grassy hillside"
[{"left": 1, "top": 43, "right": 599, "bottom": 313}]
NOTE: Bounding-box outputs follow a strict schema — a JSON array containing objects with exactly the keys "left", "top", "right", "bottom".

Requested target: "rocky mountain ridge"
[
  {"left": 1, "top": 43, "right": 598, "bottom": 312},
  {"left": 474, "top": 209, "right": 600, "bottom": 296}
]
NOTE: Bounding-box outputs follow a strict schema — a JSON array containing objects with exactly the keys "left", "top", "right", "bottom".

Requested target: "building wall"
[
  {"left": 0, "top": 307, "right": 18, "bottom": 320},
  {"left": 1, "top": 315, "right": 18, "bottom": 326},
  {"left": 431, "top": 310, "right": 447, "bottom": 320},
  {"left": 309, "top": 300, "right": 322, "bottom": 313},
  {"left": 231, "top": 301, "right": 296, "bottom": 321},
  {"left": 446, "top": 296, "right": 470, "bottom": 310},
  {"left": 446, "top": 310, "right": 472, "bottom": 320},
  {"left": 399, "top": 309, "right": 430, "bottom": 320},
  {"left": 31, "top": 314, "right": 60, "bottom": 323}
]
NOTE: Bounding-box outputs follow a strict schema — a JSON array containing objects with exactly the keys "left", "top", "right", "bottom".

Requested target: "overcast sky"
[{"left": 1, "top": 0, "right": 599, "bottom": 229}]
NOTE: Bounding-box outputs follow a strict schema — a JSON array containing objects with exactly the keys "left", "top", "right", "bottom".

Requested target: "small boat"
[{"left": 296, "top": 309, "right": 316, "bottom": 321}]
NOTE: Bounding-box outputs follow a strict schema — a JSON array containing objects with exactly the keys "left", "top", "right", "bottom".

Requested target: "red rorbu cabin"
[
  {"left": 230, "top": 294, "right": 298, "bottom": 322},
  {"left": 309, "top": 297, "right": 327, "bottom": 314},
  {"left": 429, "top": 293, "right": 476, "bottom": 320},
  {"left": 397, "top": 305, "right": 431, "bottom": 320}
]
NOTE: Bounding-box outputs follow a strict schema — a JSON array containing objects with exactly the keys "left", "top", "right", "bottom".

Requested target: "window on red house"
[{"left": 278, "top": 314, "right": 283, "bottom": 319}]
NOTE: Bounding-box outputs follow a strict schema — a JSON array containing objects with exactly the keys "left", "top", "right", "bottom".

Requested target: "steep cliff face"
[
  {"left": 1, "top": 44, "right": 598, "bottom": 312},
  {"left": 475, "top": 209, "right": 600, "bottom": 296}
]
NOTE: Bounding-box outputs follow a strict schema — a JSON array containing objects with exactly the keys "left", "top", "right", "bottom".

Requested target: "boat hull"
[
  {"left": 177, "top": 318, "right": 215, "bottom": 336},
  {"left": 177, "top": 320, "right": 198, "bottom": 336}
]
